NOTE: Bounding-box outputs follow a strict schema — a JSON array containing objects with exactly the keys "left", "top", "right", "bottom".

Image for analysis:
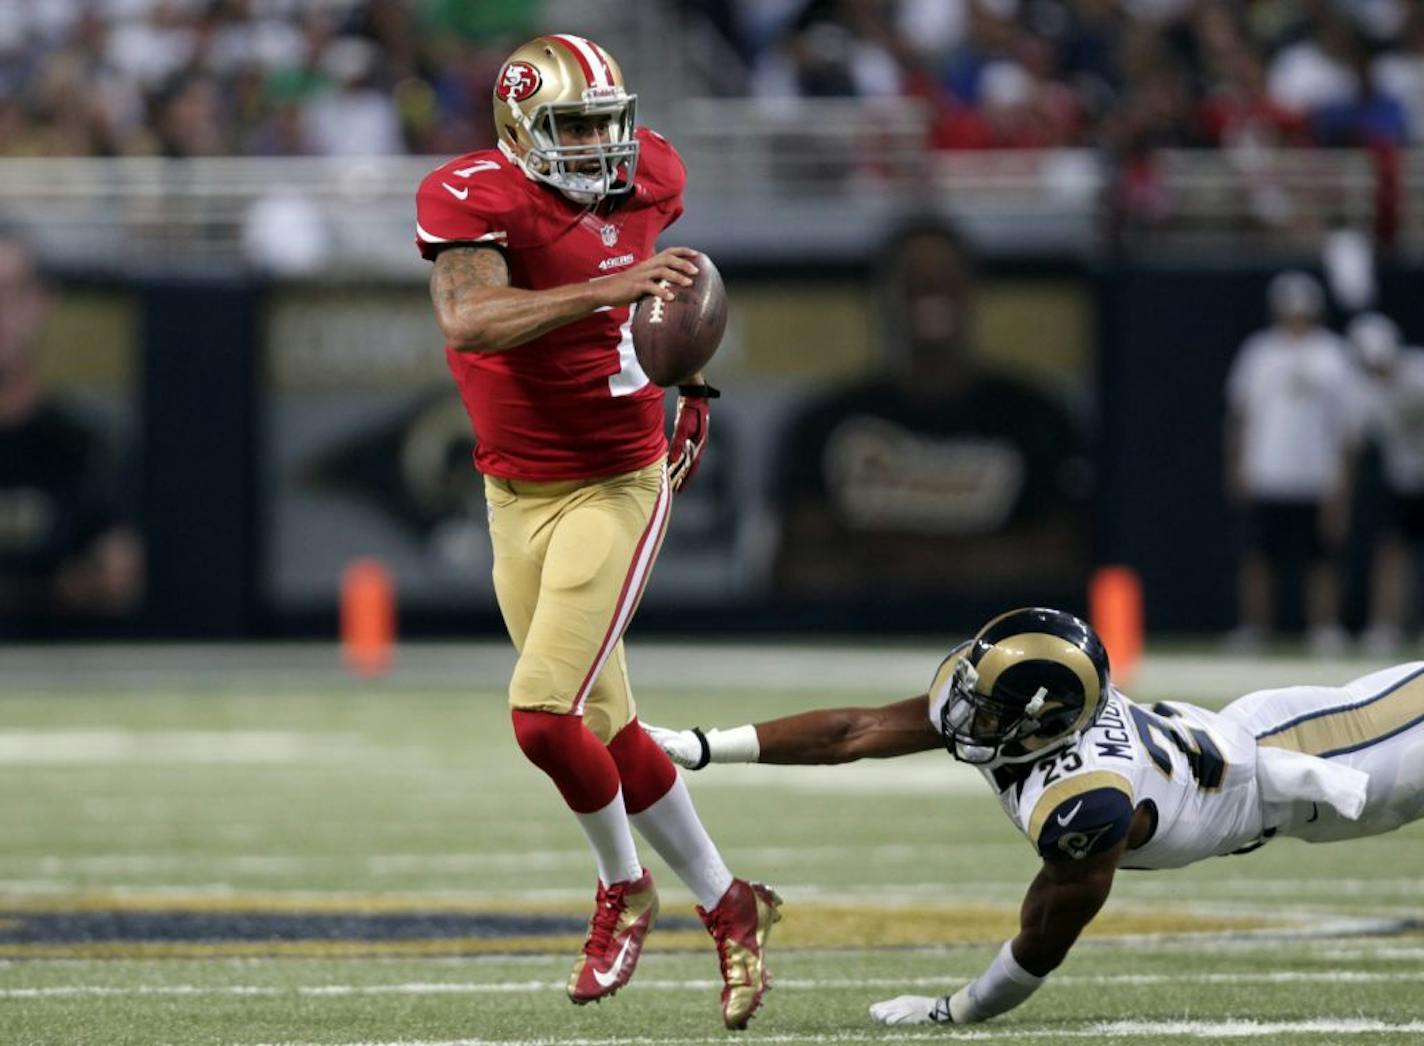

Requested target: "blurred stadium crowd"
[
  {"left": 2, "top": 0, "right": 1423, "bottom": 159},
  {"left": 0, "top": 0, "right": 538, "bottom": 158},
  {"left": 735, "top": 0, "right": 1424, "bottom": 152}
]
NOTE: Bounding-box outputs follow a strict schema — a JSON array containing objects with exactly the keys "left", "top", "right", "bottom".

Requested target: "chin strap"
[
  {"left": 498, "top": 139, "right": 539, "bottom": 183},
  {"left": 499, "top": 136, "right": 599, "bottom": 202}
]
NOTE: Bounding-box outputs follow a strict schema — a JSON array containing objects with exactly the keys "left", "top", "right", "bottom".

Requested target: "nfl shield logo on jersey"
[{"left": 600, "top": 224, "right": 618, "bottom": 247}]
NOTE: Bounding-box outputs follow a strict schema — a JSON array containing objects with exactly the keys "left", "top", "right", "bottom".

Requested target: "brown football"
[{"left": 632, "top": 250, "right": 727, "bottom": 387}]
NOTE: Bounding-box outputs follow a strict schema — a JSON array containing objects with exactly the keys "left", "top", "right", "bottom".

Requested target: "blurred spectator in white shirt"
[
  {"left": 1348, "top": 313, "right": 1424, "bottom": 654},
  {"left": 106, "top": 1, "right": 200, "bottom": 90},
  {"left": 751, "top": 0, "right": 903, "bottom": 98},
  {"left": 894, "top": 0, "right": 970, "bottom": 63},
  {"left": 1268, "top": 12, "right": 1360, "bottom": 116},
  {"left": 1224, "top": 271, "right": 1360, "bottom": 654},
  {"left": 1373, "top": 8, "right": 1424, "bottom": 143},
  {"left": 302, "top": 35, "right": 403, "bottom": 155}
]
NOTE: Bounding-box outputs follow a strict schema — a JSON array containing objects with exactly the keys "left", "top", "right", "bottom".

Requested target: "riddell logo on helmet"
[{"left": 497, "top": 62, "right": 541, "bottom": 102}]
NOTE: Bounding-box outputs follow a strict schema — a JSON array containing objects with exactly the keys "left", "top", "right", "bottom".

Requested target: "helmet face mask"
[
  {"left": 494, "top": 36, "right": 640, "bottom": 205},
  {"left": 519, "top": 95, "right": 638, "bottom": 203},
  {"left": 941, "top": 656, "right": 1047, "bottom": 764},
  {"left": 937, "top": 608, "right": 1111, "bottom": 766}
]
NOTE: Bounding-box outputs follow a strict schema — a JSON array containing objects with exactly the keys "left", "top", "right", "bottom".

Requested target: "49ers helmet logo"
[{"left": 496, "top": 61, "right": 542, "bottom": 103}]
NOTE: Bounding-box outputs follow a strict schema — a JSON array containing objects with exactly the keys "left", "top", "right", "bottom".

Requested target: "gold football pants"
[{"left": 485, "top": 461, "right": 671, "bottom": 743}]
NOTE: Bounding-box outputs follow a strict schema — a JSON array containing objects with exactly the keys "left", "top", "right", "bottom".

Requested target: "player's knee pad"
[
  {"left": 608, "top": 718, "right": 678, "bottom": 815},
  {"left": 509, "top": 709, "right": 620, "bottom": 813},
  {"left": 508, "top": 651, "right": 571, "bottom": 711},
  {"left": 510, "top": 708, "right": 571, "bottom": 769}
]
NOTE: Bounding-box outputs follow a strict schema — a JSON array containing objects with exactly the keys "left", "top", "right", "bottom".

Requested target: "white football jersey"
[{"left": 929, "top": 683, "right": 1266, "bottom": 869}]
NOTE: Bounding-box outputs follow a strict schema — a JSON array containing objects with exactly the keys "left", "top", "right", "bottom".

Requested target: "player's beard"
[{"left": 557, "top": 159, "right": 624, "bottom": 205}]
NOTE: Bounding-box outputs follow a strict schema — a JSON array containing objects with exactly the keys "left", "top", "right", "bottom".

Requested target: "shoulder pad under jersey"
[{"left": 632, "top": 127, "right": 686, "bottom": 207}]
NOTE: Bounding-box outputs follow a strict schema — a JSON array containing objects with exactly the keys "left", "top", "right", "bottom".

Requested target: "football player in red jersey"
[{"left": 414, "top": 35, "right": 779, "bottom": 1028}]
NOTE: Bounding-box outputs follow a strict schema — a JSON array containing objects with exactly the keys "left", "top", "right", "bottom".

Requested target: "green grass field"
[{"left": 2, "top": 645, "right": 1422, "bottom": 1045}]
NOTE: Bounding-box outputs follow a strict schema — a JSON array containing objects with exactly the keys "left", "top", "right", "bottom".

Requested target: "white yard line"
[
  {"left": 1112, "top": 878, "right": 1424, "bottom": 897},
  {"left": 0, "top": 844, "right": 988, "bottom": 876},
  {"left": 0, "top": 730, "right": 370, "bottom": 765},
  {"left": 1316, "top": 945, "right": 1424, "bottom": 961},
  {"left": 242, "top": 1020, "right": 1424, "bottom": 1046},
  {"left": 11, "top": 971, "right": 1424, "bottom": 1000},
  {"left": 781, "top": 879, "right": 1424, "bottom": 899},
  {"left": 0, "top": 883, "right": 610, "bottom": 903},
  {"left": 3, "top": 857, "right": 1419, "bottom": 899}
]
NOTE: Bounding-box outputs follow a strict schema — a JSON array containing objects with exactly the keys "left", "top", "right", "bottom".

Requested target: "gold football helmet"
[
  {"left": 937, "top": 608, "right": 1111, "bottom": 765},
  {"left": 492, "top": 34, "right": 638, "bottom": 204}
]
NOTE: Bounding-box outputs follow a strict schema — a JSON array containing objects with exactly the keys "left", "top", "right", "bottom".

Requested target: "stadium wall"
[{"left": 21, "top": 260, "right": 1424, "bottom": 640}]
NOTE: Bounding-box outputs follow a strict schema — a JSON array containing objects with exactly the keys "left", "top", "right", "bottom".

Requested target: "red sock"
[
  {"left": 608, "top": 718, "right": 678, "bottom": 815},
  {"left": 510, "top": 709, "right": 621, "bottom": 814}
]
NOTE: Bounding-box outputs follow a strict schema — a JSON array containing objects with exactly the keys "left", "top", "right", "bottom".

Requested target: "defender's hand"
[
  {"left": 642, "top": 724, "right": 708, "bottom": 770},
  {"left": 592, "top": 247, "right": 699, "bottom": 307},
  {"left": 668, "top": 384, "right": 717, "bottom": 494},
  {"left": 869, "top": 994, "right": 953, "bottom": 1025}
]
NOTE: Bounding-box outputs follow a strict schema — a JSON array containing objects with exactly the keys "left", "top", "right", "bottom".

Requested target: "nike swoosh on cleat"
[
  {"left": 1056, "top": 800, "right": 1084, "bottom": 826},
  {"left": 592, "top": 936, "right": 635, "bottom": 988}
]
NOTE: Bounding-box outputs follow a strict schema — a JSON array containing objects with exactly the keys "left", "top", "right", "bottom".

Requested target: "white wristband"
[
  {"left": 948, "top": 940, "right": 1046, "bottom": 1023},
  {"left": 701, "top": 724, "right": 760, "bottom": 764}
]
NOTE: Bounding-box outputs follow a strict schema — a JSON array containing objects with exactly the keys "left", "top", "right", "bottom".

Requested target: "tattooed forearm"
[
  {"left": 428, "top": 244, "right": 596, "bottom": 353},
  {"left": 431, "top": 246, "right": 508, "bottom": 312}
]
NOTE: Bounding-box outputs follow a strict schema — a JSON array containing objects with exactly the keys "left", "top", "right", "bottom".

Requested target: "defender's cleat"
[
  {"left": 698, "top": 879, "right": 783, "bottom": 1029},
  {"left": 567, "top": 869, "right": 659, "bottom": 1005}
]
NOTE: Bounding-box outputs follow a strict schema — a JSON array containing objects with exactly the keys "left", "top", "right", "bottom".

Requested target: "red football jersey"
[{"left": 415, "top": 128, "right": 686, "bottom": 481}]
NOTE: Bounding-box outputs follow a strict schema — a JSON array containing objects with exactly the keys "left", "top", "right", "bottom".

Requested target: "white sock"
[
  {"left": 629, "top": 776, "right": 735, "bottom": 908},
  {"left": 573, "top": 787, "right": 643, "bottom": 886}
]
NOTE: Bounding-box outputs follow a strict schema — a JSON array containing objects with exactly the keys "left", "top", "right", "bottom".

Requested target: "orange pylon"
[
  {"left": 341, "top": 557, "right": 395, "bottom": 678},
  {"left": 1090, "top": 565, "right": 1143, "bottom": 686}
]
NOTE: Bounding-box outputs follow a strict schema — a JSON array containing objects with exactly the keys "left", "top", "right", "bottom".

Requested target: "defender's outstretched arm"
[
  {"left": 643, "top": 692, "right": 1128, "bottom": 1027},
  {"left": 644, "top": 695, "right": 941, "bottom": 769},
  {"left": 870, "top": 843, "right": 1124, "bottom": 1025}
]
